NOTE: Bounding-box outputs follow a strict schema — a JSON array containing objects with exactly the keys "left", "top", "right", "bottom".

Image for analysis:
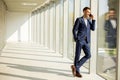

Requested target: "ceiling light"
[{"left": 22, "top": 3, "right": 38, "bottom": 6}]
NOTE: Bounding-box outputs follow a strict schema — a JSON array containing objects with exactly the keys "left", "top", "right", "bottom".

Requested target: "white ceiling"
[{"left": 3, "top": 0, "right": 48, "bottom": 12}]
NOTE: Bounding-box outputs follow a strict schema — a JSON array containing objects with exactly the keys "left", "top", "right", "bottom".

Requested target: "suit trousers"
[{"left": 74, "top": 39, "right": 91, "bottom": 73}]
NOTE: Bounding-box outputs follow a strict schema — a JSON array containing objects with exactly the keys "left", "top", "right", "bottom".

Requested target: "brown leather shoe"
[
  {"left": 71, "top": 65, "right": 76, "bottom": 77},
  {"left": 76, "top": 72, "right": 82, "bottom": 78}
]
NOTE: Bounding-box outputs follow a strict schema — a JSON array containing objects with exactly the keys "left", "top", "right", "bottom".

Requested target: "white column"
[
  {"left": 39, "top": 10, "right": 42, "bottom": 45},
  {"left": 53, "top": 3, "right": 56, "bottom": 51},
  {"left": 59, "top": 0, "right": 64, "bottom": 55},
  {"left": 31, "top": 12, "right": 35, "bottom": 42},
  {"left": 40, "top": 9, "right": 44, "bottom": 46},
  {"left": 44, "top": 6, "right": 49, "bottom": 48},
  {"left": 28, "top": 14, "right": 31, "bottom": 42},
  {"left": 63, "top": 0, "right": 69, "bottom": 57},
  {"left": 36, "top": 11, "right": 38, "bottom": 43},
  {"left": 117, "top": 0, "right": 120, "bottom": 80},
  {"left": 55, "top": 1, "right": 60, "bottom": 53},
  {"left": 50, "top": 3, "right": 54, "bottom": 51},
  {"left": 90, "top": 0, "right": 98, "bottom": 74},
  {"left": 36, "top": 10, "right": 40, "bottom": 44},
  {"left": 34, "top": 11, "right": 37, "bottom": 43},
  {"left": 73, "top": 0, "right": 81, "bottom": 60},
  {"left": 0, "top": 0, "right": 6, "bottom": 50},
  {"left": 74, "top": 0, "right": 80, "bottom": 19},
  {"left": 43, "top": 8, "right": 45, "bottom": 46},
  {"left": 38, "top": 9, "right": 41, "bottom": 44},
  {"left": 47, "top": 6, "right": 50, "bottom": 48}
]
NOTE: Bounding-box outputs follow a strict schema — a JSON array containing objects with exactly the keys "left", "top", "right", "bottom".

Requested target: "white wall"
[
  {"left": 0, "top": 0, "right": 6, "bottom": 51},
  {"left": 6, "top": 11, "right": 30, "bottom": 42}
]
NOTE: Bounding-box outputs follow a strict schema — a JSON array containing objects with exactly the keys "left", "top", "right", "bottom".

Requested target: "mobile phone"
[{"left": 89, "top": 14, "right": 92, "bottom": 17}]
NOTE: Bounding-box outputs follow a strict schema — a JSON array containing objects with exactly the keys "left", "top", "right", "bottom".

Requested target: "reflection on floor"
[
  {"left": 0, "top": 42, "right": 104, "bottom": 80},
  {"left": 98, "top": 48, "right": 116, "bottom": 80}
]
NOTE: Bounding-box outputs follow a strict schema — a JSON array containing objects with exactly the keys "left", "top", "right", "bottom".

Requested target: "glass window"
[
  {"left": 97, "top": 0, "right": 119, "bottom": 80},
  {"left": 80, "top": 0, "right": 90, "bottom": 16}
]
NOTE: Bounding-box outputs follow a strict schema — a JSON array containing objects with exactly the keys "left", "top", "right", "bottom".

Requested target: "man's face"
[
  {"left": 109, "top": 10, "right": 116, "bottom": 19},
  {"left": 83, "top": 9, "right": 91, "bottom": 18}
]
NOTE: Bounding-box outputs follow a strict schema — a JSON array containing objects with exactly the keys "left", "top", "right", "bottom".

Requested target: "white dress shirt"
[
  {"left": 84, "top": 18, "right": 88, "bottom": 27},
  {"left": 110, "top": 20, "right": 116, "bottom": 29}
]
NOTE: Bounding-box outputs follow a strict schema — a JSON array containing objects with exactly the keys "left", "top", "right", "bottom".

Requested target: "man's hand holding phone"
[{"left": 89, "top": 14, "right": 94, "bottom": 20}]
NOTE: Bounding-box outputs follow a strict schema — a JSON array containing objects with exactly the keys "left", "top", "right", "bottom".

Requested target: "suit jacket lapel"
[{"left": 81, "top": 17, "right": 87, "bottom": 28}]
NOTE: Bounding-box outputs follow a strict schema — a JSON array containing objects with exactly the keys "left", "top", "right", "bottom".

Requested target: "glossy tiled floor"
[{"left": 0, "top": 42, "right": 105, "bottom": 80}]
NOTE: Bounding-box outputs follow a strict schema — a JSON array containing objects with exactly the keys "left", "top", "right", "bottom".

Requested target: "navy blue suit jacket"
[
  {"left": 104, "top": 20, "right": 117, "bottom": 42},
  {"left": 104, "top": 19, "right": 117, "bottom": 48},
  {"left": 72, "top": 17, "right": 96, "bottom": 43}
]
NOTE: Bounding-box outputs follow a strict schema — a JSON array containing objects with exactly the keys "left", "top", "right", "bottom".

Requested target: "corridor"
[
  {"left": 0, "top": 0, "right": 120, "bottom": 80},
  {"left": 0, "top": 42, "right": 104, "bottom": 80}
]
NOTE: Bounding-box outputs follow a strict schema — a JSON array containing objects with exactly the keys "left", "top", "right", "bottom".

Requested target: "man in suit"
[
  {"left": 104, "top": 9, "right": 117, "bottom": 73},
  {"left": 104, "top": 9, "right": 117, "bottom": 49},
  {"left": 71, "top": 7, "right": 96, "bottom": 78}
]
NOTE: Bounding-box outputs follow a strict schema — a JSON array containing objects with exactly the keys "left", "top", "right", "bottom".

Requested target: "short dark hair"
[
  {"left": 83, "top": 7, "right": 91, "bottom": 12},
  {"left": 109, "top": 8, "right": 115, "bottom": 12}
]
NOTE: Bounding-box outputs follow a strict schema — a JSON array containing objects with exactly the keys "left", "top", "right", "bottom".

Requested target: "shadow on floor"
[
  {"left": 0, "top": 62, "right": 73, "bottom": 78},
  {"left": 0, "top": 72, "right": 47, "bottom": 80},
  {"left": 4, "top": 48, "right": 54, "bottom": 53},
  {"left": 2, "top": 51, "right": 62, "bottom": 58},
  {"left": 0, "top": 56, "right": 72, "bottom": 64}
]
